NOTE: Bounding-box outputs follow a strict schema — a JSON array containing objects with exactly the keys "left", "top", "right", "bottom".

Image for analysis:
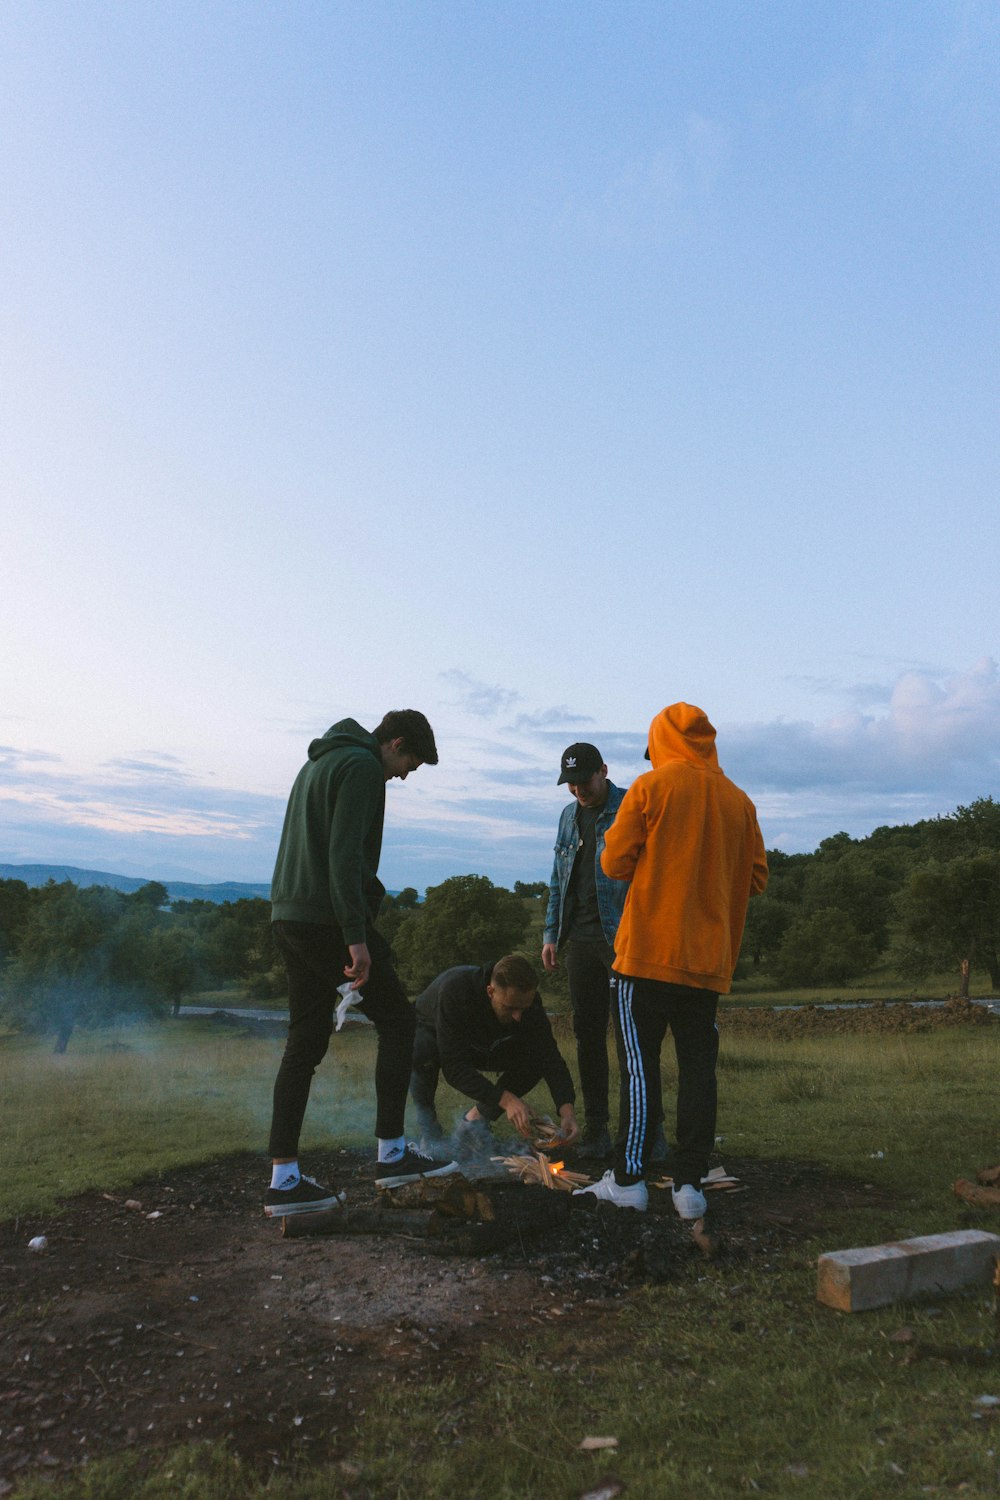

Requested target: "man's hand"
[
  {"left": 556, "top": 1104, "right": 580, "bottom": 1147},
  {"left": 344, "top": 943, "right": 371, "bottom": 990},
  {"left": 499, "top": 1090, "right": 533, "bottom": 1137},
  {"left": 541, "top": 942, "right": 558, "bottom": 973}
]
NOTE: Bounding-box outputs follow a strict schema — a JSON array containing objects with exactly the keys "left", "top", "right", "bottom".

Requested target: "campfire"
[
  {"left": 495, "top": 1150, "right": 592, "bottom": 1192},
  {"left": 281, "top": 1166, "right": 574, "bottom": 1252}
]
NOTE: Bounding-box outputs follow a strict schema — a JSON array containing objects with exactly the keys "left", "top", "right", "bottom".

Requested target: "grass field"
[{"left": 4, "top": 1016, "right": 1000, "bottom": 1498}]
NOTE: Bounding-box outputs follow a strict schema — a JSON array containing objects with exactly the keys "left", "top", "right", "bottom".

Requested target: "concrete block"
[{"left": 817, "top": 1229, "right": 1000, "bottom": 1312}]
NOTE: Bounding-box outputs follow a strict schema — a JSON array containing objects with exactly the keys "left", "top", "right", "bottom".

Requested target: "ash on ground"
[{"left": 0, "top": 1149, "right": 890, "bottom": 1493}]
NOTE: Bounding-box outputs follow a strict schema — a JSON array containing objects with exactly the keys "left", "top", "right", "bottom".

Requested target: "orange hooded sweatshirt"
[{"left": 601, "top": 704, "right": 768, "bottom": 993}]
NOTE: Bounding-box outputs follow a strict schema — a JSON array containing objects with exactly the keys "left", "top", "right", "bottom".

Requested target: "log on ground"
[{"left": 281, "top": 1206, "right": 440, "bottom": 1239}]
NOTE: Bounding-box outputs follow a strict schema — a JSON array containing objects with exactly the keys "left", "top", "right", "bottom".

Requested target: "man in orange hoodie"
[{"left": 574, "top": 704, "right": 767, "bottom": 1218}]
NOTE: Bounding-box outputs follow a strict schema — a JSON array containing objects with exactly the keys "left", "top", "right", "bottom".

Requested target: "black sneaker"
[
  {"left": 576, "top": 1126, "right": 612, "bottom": 1161},
  {"left": 263, "top": 1175, "right": 346, "bottom": 1218},
  {"left": 375, "top": 1145, "right": 461, "bottom": 1190},
  {"left": 648, "top": 1124, "right": 669, "bottom": 1169}
]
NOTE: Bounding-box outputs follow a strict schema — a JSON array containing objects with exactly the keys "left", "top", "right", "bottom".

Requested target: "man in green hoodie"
[{"left": 264, "top": 709, "right": 459, "bottom": 1217}]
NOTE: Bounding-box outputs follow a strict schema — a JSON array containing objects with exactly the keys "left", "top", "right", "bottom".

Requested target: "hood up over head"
[
  {"left": 307, "top": 718, "right": 378, "bottom": 762},
  {"left": 646, "top": 703, "right": 720, "bottom": 771}
]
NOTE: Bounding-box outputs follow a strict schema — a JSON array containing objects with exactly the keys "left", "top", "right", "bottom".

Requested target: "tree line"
[
  {"left": 740, "top": 797, "right": 1000, "bottom": 990},
  {"left": 1, "top": 797, "right": 997, "bottom": 1049},
  {"left": 0, "top": 881, "right": 280, "bottom": 1051}
]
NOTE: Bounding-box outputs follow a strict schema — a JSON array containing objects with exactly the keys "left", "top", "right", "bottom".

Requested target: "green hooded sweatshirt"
[{"left": 270, "top": 719, "right": 387, "bottom": 945}]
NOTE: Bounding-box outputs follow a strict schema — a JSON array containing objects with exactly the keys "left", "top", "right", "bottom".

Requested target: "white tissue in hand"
[{"left": 335, "top": 981, "right": 371, "bottom": 1031}]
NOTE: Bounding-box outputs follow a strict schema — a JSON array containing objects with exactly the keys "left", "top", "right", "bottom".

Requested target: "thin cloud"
[
  {"left": 439, "top": 669, "right": 521, "bottom": 719},
  {"left": 508, "top": 706, "right": 595, "bottom": 731},
  {"left": 0, "top": 745, "right": 62, "bottom": 777},
  {"left": 557, "top": 114, "right": 729, "bottom": 246},
  {"left": 103, "top": 756, "right": 195, "bottom": 782},
  {"left": 785, "top": 672, "right": 898, "bottom": 710}
]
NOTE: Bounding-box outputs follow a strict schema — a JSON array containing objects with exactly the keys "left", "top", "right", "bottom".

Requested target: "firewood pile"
[
  {"left": 495, "top": 1150, "right": 593, "bottom": 1192},
  {"left": 282, "top": 1169, "right": 571, "bottom": 1252},
  {"left": 952, "top": 1163, "right": 1000, "bottom": 1210}
]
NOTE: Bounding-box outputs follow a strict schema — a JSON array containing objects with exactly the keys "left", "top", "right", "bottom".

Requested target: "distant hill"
[{"left": 0, "top": 864, "right": 271, "bottom": 905}]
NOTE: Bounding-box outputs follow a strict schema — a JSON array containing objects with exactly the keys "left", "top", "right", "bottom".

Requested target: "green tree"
[
  {"left": 892, "top": 852, "right": 1000, "bottom": 991},
  {"left": 771, "top": 906, "right": 877, "bottom": 987},
  {"left": 799, "top": 848, "right": 899, "bottom": 948},
  {"left": 375, "top": 890, "right": 418, "bottom": 956},
  {"left": 392, "top": 874, "right": 530, "bottom": 990},
  {"left": 0, "top": 878, "right": 30, "bottom": 959},
  {"left": 922, "top": 797, "right": 1000, "bottom": 860},
  {"left": 129, "top": 880, "right": 170, "bottom": 909},
  {"left": 739, "top": 893, "right": 794, "bottom": 968},
  {"left": 196, "top": 898, "right": 274, "bottom": 985},
  {"left": 513, "top": 880, "right": 547, "bottom": 898},
  {"left": 148, "top": 926, "right": 199, "bottom": 1014},
  {"left": 3, "top": 882, "right": 165, "bottom": 1051}
]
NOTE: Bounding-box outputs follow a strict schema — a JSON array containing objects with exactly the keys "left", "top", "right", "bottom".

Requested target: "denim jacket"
[{"left": 543, "top": 782, "right": 629, "bottom": 949}]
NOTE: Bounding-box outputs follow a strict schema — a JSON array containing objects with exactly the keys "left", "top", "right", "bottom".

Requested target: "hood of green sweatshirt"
[{"left": 307, "top": 718, "right": 380, "bottom": 762}]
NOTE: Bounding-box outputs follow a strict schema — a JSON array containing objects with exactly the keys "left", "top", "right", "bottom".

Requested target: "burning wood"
[{"left": 496, "top": 1150, "right": 592, "bottom": 1192}]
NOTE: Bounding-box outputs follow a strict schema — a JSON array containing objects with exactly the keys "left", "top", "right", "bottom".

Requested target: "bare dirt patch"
[
  {"left": 0, "top": 1147, "right": 895, "bottom": 1493},
  {"left": 721, "top": 993, "right": 1000, "bottom": 1038}
]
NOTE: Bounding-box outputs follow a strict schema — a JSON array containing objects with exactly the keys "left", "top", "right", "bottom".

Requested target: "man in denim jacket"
[{"left": 541, "top": 743, "right": 634, "bottom": 1159}]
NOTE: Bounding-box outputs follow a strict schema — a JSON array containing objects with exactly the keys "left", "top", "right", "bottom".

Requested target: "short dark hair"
[
  {"left": 372, "top": 710, "right": 438, "bottom": 765},
  {"left": 490, "top": 953, "right": 537, "bottom": 993}
]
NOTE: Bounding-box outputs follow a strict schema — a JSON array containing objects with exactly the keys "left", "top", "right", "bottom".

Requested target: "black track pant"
[
  {"left": 268, "top": 920, "right": 416, "bottom": 1157},
  {"left": 612, "top": 973, "right": 718, "bottom": 1188}
]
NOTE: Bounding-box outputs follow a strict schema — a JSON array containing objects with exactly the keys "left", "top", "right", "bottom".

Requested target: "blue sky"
[{"left": 1, "top": 1, "right": 997, "bottom": 891}]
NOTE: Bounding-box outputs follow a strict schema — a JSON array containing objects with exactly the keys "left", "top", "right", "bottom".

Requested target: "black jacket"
[{"left": 415, "top": 962, "right": 575, "bottom": 1117}]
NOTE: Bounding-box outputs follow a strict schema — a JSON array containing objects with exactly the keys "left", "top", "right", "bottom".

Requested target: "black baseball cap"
[{"left": 558, "top": 742, "right": 604, "bottom": 785}]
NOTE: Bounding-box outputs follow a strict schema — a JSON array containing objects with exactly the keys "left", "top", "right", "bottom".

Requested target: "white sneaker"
[
  {"left": 671, "top": 1183, "right": 708, "bottom": 1220},
  {"left": 573, "top": 1169, "right": 648, "bottom": 1212}
]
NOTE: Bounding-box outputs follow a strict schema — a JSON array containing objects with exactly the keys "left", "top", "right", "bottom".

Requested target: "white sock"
[
  {"left": 377, "top": 1136, "right": 406, "bottom": 1163},
  {"left": 271, "top": 1163, "right": 300, "bottom": 1190}
]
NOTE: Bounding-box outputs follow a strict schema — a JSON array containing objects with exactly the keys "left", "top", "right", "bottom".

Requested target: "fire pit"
[{"left": 282, "top": 1166, "right": 576, "bottom": 1254}]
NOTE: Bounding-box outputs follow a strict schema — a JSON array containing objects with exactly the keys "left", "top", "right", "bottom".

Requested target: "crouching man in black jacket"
[{"left": 409, "top": 953, "right": 580, "bottom": 1154}]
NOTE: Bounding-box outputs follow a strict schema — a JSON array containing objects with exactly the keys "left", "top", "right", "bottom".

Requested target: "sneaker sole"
[
  {"left": 572, "top": 1188, "right": 648, "bottom": 1211},
  {"left": 263, "top": 1194, "right": 346, "bottom": 1218},
  {"left": 375, "top": 1160, "right": 462, "bottom": 1190}
]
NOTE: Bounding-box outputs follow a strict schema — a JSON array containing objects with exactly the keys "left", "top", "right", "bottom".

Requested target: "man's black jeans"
[
  {"left": 268, "top": 920, "right": 415, "bottom": 1158},
  {"left": 564, "top": 938, "right": 614, "bottom": 1132},
  {"left": 409, "top": 1021, "right": 543, "bottom": 1128}
]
